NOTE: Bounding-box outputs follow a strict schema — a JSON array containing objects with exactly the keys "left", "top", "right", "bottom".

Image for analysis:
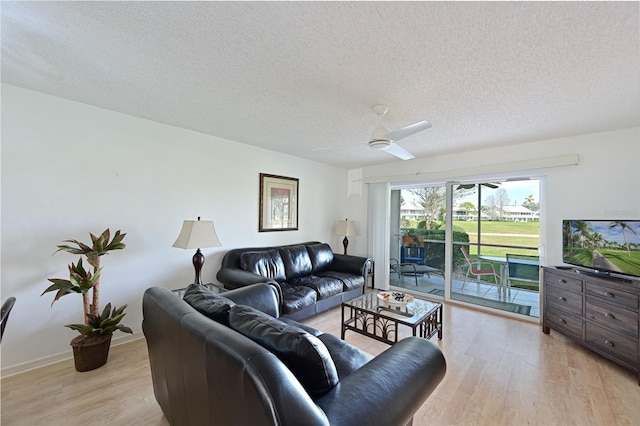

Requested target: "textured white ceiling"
[{"left": 2, "top": 1, "right": 639, "bottom": 169}]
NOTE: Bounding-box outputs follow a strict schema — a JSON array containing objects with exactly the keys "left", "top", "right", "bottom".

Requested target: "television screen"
[{"left": 563, "top": 220, "right": 640, "bottom": 279}]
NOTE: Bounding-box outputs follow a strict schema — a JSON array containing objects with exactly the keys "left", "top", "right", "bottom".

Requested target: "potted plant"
[{"left": 42, "top": 229, "right": 132, "bottom": 372}]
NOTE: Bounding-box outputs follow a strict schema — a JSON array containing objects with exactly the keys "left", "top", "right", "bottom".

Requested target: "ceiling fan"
[{"left": 315, "top": 104, "right": 431, "bottom": 160}]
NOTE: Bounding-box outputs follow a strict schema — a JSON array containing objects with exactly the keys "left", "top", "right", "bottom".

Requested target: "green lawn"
[
  {"left": 415, "top": 220, "right": 541, "bottom": 290},
  {"left": 453, "top": 220, "right": 539, "bottom": 235},
  {"left": 453, "top": 220, "right": 539, "bottom": 257}
]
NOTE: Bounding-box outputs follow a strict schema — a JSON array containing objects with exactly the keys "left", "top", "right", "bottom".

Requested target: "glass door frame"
[{"left": 389, "top": 177, "right": 542, "bottom": 318}]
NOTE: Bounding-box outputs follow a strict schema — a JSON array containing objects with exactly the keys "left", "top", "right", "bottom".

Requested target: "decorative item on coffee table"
[
  {"left": 377, "top": 291, "right": 415, "bottom": 308},
  {"left": 42, "top": 229, "right": 132, "bottom": 372}
]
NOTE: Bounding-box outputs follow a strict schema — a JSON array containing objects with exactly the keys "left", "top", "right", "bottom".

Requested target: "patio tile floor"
[{"left": 389, "top": 271, "right": 540, "bottom": 318}]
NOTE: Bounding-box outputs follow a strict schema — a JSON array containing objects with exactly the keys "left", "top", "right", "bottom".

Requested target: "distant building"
[
  {"left": 400, "top": 202, "right": 425, "bottom": 220},
  {"left": 452, "top": 206, "right": 488, "bottom": 221},
  {"left": 402, "top": 203, "right": 538, "bottom": 222},
  {"left": 501, "top": 205, "right": 538, "bottom": 222}
]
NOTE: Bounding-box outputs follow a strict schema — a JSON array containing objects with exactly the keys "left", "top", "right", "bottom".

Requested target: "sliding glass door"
[
  {"left": 450, "top": 180, "right": 541, "bottom": 317},
  {"left": 390, "top": 185, "right": 447, "bottom": 297},
  {"left": 390, "top": 178, "right": 541, "bottom": 318}
]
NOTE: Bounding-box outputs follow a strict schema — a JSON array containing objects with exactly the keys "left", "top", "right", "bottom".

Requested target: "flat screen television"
[{"left": 562, "top": 219, "right": 640, "bottom": 280}]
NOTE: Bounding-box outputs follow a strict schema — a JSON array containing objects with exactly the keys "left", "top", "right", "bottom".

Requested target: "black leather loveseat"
[
  {"left": 216, "top": 242, "right": 372, "bottom": 321},
  {"left": 142, "top": 283, "right": 447, "bottom": 426}
]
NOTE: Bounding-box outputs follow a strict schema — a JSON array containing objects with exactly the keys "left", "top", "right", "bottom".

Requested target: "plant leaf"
[
  {"left": 117, "top": 325, "right": 133, "bottom": 334},
  {"left": 65, "top": 323, "right": 94, "bottom": 335},
  {"left": 42, "top": 279, "right": 74, "bottom": 294},
  {"left": 113, "top": 304, "right": 127, "bottom": 316},
  {"left": 106, "top": 230, "right": 126, "bottom": 251},
  {"left": 100, "top": 303, "right": 112, "bottom": 322},
  {"left": 100, "top": 229, "right": 111, "bottom": 244}
]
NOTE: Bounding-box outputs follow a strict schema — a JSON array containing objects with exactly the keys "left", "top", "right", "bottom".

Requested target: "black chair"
[{"left": 1, "top": 297, "right": 16, "bottom": 343}]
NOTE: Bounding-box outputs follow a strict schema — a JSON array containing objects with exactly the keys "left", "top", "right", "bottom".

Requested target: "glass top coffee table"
[{"left": 341, "top": 291, "right": 442, "bottom": 345}]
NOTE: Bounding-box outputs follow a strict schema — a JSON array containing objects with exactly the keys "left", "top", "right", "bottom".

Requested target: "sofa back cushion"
[
  {"left": 183, "top": 284, "right": 236, "bottom": 325},
  {"left": 317, "top": 333, "right": 373, "bottom": 380},
  {"left": 278, "top": 245, "right": 312, "bottom": 279},
  {"left": 240, "top": 249, "right": 286, "bottom": 282},
  {"left": 228, "top": 305, "right": 339, "bottom": 399},
  {"left": 306, "top": 243, "right": 334, "bottom": 272}
]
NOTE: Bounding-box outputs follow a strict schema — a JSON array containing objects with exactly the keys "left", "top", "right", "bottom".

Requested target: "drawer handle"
[
  {"left": 604, "top": 313, "right": 616, "bottom": 320},
  {"left": 559, "top": 279, "right": 567, "bottom": 284},
  {"left": 558, "top": 296, "right": 567, "bottom": 302},
  {"left": 559, "top": 318, "right": 567, "bottom": 324},
  {"left": 604, "top": 292, "right": 614, "bottom": 298},
  {"left": 605, "top": 340, "right": 615, "bottom": 347}
]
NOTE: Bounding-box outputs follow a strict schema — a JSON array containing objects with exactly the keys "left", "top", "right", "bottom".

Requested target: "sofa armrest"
[
  {"left": 316, "top": 337, "right": 446, "bottom": 426},
  {"left": 217, "top": 267, "right": 272, "bottom": 289},
  {"left": 222, "top": 282, "right": 282, "bottom": 318},
  {"left": 330, "top": 254, "right": 372, "bottom": 277}
]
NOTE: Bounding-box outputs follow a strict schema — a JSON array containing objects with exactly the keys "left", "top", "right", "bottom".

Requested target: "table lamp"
[
  {"left": 335, "top": 218, "right": 357, "bottom": 255},
  {"left": 173, "top": 217, "right": 222, "bottom": 285}
]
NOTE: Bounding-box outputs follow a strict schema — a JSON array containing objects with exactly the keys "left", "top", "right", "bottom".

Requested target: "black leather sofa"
[
  {"left": 216, "top": 242, "right": 372, "bottom": 321},
  {"left": 142, "top": 283, "right": 447, "bottom": 426}
]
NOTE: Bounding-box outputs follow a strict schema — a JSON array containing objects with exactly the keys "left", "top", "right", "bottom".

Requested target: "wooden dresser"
[{"left": 542, "top": 266, "right": 640, "bottom": 384}]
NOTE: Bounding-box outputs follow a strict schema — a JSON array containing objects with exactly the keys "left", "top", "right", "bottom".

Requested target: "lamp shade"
[
  {"left": 335, "top": 219, "right": 357, "bottom": 237},
  {"left": 172, "top": 218, "right": 222, "bottom": 249}
]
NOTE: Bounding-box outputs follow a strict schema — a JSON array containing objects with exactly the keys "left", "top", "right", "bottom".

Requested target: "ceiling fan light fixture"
[
  {"left": 371, "top": 125, "right": 389, "bottom": 139},
  {"left": 368, "top": 139, "right": 392, "bottom": 150},
  {"left": 372, "top": 104, "right": 389, "bottom": 116}
]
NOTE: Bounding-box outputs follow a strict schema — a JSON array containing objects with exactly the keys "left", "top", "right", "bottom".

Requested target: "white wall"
[
  {"left": 3, "top": 83, "right": 638, "bottom": 373},
  {"left": 0, "top": 84, "right": 350, "bottom": 372},
  {"left": 352, "top": 126, "right": 640, "bottom": 272}
]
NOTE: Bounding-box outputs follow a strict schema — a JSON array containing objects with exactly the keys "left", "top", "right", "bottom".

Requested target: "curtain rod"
[{"left": 364, "top": 154, "right": 579, "bottom": 184}]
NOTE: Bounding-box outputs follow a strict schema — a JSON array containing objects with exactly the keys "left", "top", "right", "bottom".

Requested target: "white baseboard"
[{"left": 1, "top": 332, "right": 144, "bottom": 378}]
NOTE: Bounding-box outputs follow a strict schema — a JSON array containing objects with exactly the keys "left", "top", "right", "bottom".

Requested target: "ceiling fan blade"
[
  {"left": 383, "top": 142, "right": 415, "bottom": 160},
  {"left": 383, "top": 120, "right": 432, "bottom": 141}
]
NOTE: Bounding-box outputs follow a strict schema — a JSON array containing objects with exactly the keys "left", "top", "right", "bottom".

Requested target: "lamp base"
[
  {"left": 192, "top": 248, "right": 204, "bottom": 285},
  {"left": 342, "top": 236, "right": 349, "bottom": 256}
]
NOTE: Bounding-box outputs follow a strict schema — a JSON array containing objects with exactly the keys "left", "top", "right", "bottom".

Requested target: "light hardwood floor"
[{"left": 2, "top": 301, "right": 639, "bottom": 425}]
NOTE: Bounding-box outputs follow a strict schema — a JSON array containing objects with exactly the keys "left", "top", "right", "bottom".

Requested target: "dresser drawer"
[
  {"left": 585, "top": 323, "right": 639, "bottom": 368},
  {"left": 546, "top": 283, "right": 583, "bottom": 314},
  {"left": 586, "top": 297, "right": 639, "bottom": 338},
  {"left": 545, "top": 311, "right": 583, "bottom": 340},
  {"left": 585, "top": 281, "right": 639, "bottom": 309},
  {"left": 545, "top": 271, "right": 582, "bottom": 293}
]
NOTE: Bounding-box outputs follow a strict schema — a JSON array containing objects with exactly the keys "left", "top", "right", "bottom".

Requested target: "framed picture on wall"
[{"left": 259, "top": 173, "right": 299, "bottom": 232}]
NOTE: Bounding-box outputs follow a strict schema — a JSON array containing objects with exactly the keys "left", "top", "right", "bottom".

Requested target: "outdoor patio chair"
[
  {"left": 506, "top": 253, "right": 540, "bottom": 291},
  {"left": 460, "top": 247, "right": 500, "bottom": 290},
  {"left": 390, "top": 258, "right": 443, "bottom": 286},
  {"left": 400, "top": 246, "right": 426, "bottom": 264}
]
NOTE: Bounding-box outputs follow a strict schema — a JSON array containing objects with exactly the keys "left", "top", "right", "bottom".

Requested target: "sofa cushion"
[
  {"left": 240, "top": 249, "right": 286, "bottom": 282},
  {"left": 228, "top": 305, "right": 338, "bottom": 399},
  {"left": 278, "top": 317, "right": 372, "bottom": 379},
  {"left": 316, "top": 271, "right": 365, "bottom": 291},
  {"left": 306, "top": 243, "right": 334, "bottom": 272},
  {"left": 279, "top": 283, "right": 317, "bottom": 315},
  {"left": 278, "top": 245, "right": 313, "bottom": 279},
  {"left": 289, "top": 275, "right": 344, "bottom": 300},
  {"left": 182, "top": 284, "right": 236, "bottom": 325},
  {"left": 279, "top": 317, "right": 323, "bottom": 337},
  {"left": 317, "top": 333, "right": 373, "bottom": 380}
]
